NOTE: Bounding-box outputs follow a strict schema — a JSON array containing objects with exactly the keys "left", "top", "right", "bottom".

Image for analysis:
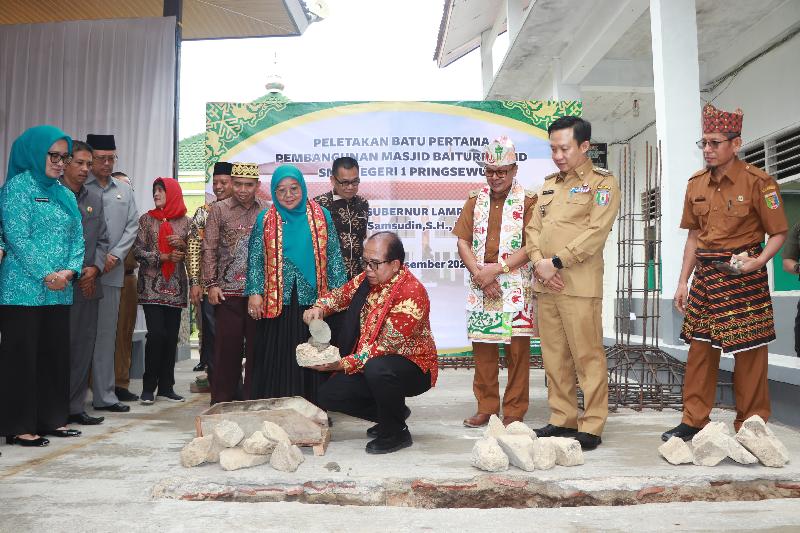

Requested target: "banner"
[{"left": 205, "top": 100, "right": 581, "bottom": 349}]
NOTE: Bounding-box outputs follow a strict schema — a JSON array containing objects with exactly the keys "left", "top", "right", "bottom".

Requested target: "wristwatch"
[
  {"left": 498, "top": 257, "right": 510, "bottom": 274},
  {"left": 552, "top": 255, "right": 564, "bottom": 269},
  {"left": 794, "top": 263, "right": 800, "bottom": 274}
]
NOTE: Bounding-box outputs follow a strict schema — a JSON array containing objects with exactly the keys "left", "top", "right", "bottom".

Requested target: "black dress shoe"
[
  {"left": 366, "top": 428, "right": 413, "bottom": 454},
  {"left": 42, "top": 428, "right": 82, "bottom": 438},
  {"left": 68, "top": 412, "right": 104, "bottom": 425},
  {"left": 367, "top": 406, "right": 411, "bottom": 438},
  {"left": 534, "top": 424, "right": 578, "bottom": 438},
  {"left": 575, "top": 431, "right": 602, "bottom": 450},
  {"left": 661, "top": 423, "right": 701, "bottom": 442},
  {"left": 115, "top": 388, "right": 140, "bottom": 402},
  {"left": 193, "top": 362, "right": 207, "bottom": 372},
  {"left": 95, "top": 402, "right": 130, "bottom": 413},
  {"left": 6, "top": 436, "right": 49, "bottom": 447}
]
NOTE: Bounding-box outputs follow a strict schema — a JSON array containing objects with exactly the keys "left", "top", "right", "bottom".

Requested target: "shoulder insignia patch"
[
  {"left": 744, "top": 163, "right": 772, "bottom": 181},
  {"left": 761, "top": 184, "right": 777, "bottom": 193},
  {"left": 689, "top": 168, "right": 709, "bottom": 180},
  {"left": 593, "top": 167, "right": 612, "bottom": 176},
  {"left": 544, "top": 172, "right": 559, "bottom": 181}
]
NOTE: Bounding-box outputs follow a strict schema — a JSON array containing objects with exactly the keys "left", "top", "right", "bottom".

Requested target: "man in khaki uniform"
[
  {"left": 662, "top": 104, "right": 787, "bottom": 442},
  {"left": 525, "top": 116, "right": 620, "bottom": 450},
  {"left": 453, "top": 136, "right": 537, "bottom": 428}
]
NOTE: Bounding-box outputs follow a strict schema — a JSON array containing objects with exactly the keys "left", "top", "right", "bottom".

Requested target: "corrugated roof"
[{"left": 178, "top": 133, "right": 206, "bottom": 172}]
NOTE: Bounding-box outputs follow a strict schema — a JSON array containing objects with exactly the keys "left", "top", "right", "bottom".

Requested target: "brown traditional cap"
[
  {"left": 702, "top": 103, "right": 743, "bottom": 134},
  {"left": 230, "top": 162, "right": 259, "bottom": 179}
]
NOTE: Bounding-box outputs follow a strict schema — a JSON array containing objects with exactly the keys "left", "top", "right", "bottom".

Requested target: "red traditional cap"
[{"left": 702, "top": 103, "right": 743, "bottom": 134}]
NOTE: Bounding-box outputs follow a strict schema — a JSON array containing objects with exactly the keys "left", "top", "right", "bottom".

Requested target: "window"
[{"left": 741, "top": 125, "right": 800, "bottom": 181}]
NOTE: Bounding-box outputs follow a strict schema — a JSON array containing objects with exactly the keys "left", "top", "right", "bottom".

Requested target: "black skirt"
[{"left": 250, "top": 285, "right": 326, "bottom": 405}]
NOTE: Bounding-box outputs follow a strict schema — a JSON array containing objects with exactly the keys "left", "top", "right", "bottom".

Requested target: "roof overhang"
[{"left": 0, "top": 0, "right": 314, "bottom": 40}]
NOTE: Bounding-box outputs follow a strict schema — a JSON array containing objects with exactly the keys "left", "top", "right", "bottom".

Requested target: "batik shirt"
[
  {"left": 314, "top": 267, "right": 438, "bottom": 386},
  {"left": 201, "top": 196, "right": 265, "bottom": 297},
  {"left": 314, "top": 192, "right": 369, "bottom": 279},
  {"left": 133, "top": 213, "right": 190, "bottom": 308},
  {"left": 187, "top": 203, "right": 210, "bottom": 288}
]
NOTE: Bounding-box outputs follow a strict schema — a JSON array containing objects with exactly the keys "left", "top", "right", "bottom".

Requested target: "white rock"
[
  {"left": 212, "top": 420, "right": 244, "bottom": 448},
  {"left": 736, "top": 415, "right": 789, "bottom": 468},
  {"left": 530, "top": 438, "right": 557, "bottom": 470},
  {"left": 542, "top": 437, "right": 584, "bottom": 466},
  {"left": 296, "top": 342, "right": 341, "bottom": 367},
  {"left": 262, "top": 421, "right": 292, "bottom": 445},
  {"left": 505, "top": 421, "right": 536, "bottom": 439},
  {"left": 692, "top": 431, "right": 730, "bottom": 466},
  {"left": 496, "top": 434, "right": 535, "bottom": 471},
  {"left": 726, "top": 437, "right": 758, "bottom": 465},
  {"left": 693, "top": 421, "right": 729, "bottom": 442},
  {"left": 242, "top": 431, "right": 276, "bottom": 456},
  {"left": 180, "top": 435, "right": 214, "bottom": 467},
  {"left": 270, "top": 441, "right": 305, "bottom": 472},
  {"left": 204, "top": 436, "right": 227, "bottom": 463},
  {"left": 483, "top": 414, "right": 507, "bottom": 438},
  {"left": 308, "top": 319, "right": 332, "bottom": 344},
  {"left": 470, "top": 437, "right": 509, "bottom": 472},
  {"left": 658, "top": 436, "right": 693, "bottom": 465},
  {"left": 219, "top": 448, "right": 269, "bottom": 471}
]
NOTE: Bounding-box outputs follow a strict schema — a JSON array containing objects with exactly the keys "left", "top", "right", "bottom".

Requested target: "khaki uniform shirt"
[
  {"left": 525, "top": 158, "right": 620, "bottom": 298},
  {"left": 680, "top": 158, "right": 788, "bottom": 249},
  {"left": 452, "top": 188, "right": 537, "bottom": 263}
]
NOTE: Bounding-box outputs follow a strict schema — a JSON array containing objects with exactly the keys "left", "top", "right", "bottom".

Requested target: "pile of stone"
[
  {"left": 471, "top": 415, "right": 584, "bottom": 472},
  {"left": 658, "top": 415, "right": 789, "bottom": 468},
  {"left": 181, "top": 419, "right": 305, "bottom": 472}
]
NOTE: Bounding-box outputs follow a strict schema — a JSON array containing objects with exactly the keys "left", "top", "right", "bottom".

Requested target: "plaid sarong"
[{"left": 680, "top": 244, "right": 775, "bottom": 354}]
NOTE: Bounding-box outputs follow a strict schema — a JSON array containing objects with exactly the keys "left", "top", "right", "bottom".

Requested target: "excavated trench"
[{"left": 153, "top": 475, "right": 800, "bottom": 508}]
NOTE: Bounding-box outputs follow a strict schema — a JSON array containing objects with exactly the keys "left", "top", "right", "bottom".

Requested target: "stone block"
[
  {"left": 205, "top": 436, "right": 226, "bottom": 463},
  {"left": 505, "top": 421, "right": 536, "bottom": 439},
  {"left": 262, "top": 421, "right": 291, "bottom": 445},
  {"left": 270, "top": 441, "right": 305, "bottom": 472},
  {"left": 296, "top": 342, "right": 341, "bottom": 367},
  {"left": 726, "top": 438, "right": 758, "bottom": 465},
  {"left": 496, "top": 434, "right": 535, "bottom": 471},
  {"left": 692, "top": 432, "right": 730, "bottom": 466},
  {"left": 483, "top": 414, "right": 507, "bottom": 438},
  {"left": 736, "top": 415, "right": 790, "bottom": 468},
  {"left": 219, "top": 448, "right": 269, "bottom": 471},
  {"left": 470, "top": 437, "right": 509, "bottom": 472},
  {"left": 212, "top": 420, "right": 244, "bottom": 448},
  {"left": 542, "top": 437, "right": 584, "bottom": 466},
  {"left": 531, "top": 437, "right": 557, "bottom": 470},
  {"left": 241, "top": 431, "right": 275, "bottom": 456},
  {"left": 180, "top": 435, "right": 213, "bottom": 467},
  {"left": 658, "top": 436, "right": 693, "bottom": 465}
]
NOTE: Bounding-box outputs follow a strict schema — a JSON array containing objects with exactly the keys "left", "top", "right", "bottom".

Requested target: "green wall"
[{"left": 773, "top": 192, "right": 800, "bottom": 291}]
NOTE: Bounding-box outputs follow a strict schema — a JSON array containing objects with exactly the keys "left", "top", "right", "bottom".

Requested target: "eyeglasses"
[
  {"left": 47, "top": 152, "right": 72, "bottom": 164},
  {"left": 94, "top": 155, "right": 118, "bottom": 163},
  {"left": 484, "top": 166, "right": 515, "bottom": 178},
  {"left": 275, "top": 184, "right": 301, "bottom": 198},
  {"left": 696, "top": 137, "right": 739, "bottom": 149},
  {"left": 334, "top": 176, "right": 360, "bottom": 188},
  {"left": 361, "top": 258, "right": 391, "bottom": 270}
]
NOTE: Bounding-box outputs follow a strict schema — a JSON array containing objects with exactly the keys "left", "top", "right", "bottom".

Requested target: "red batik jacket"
[{"left": 315, "top": 267, "right": 438, "bottom": 386}]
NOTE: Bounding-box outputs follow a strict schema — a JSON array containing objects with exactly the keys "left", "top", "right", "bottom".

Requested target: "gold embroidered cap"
[{"left": 230, "top": 162, "right": 260, "bottom": 179}]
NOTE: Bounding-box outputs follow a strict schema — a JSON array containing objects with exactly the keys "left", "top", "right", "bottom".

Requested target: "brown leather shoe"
[
  {"left": 502, "top": 416, "right": 523, "bottom": 426},
  {"left": 463, "top": 413, "right": 493, "bottom": 428}
]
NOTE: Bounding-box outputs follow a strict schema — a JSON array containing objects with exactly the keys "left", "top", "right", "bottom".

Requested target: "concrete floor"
[{"left": 2, "top": 357, "right": 800, "bottom": 532}]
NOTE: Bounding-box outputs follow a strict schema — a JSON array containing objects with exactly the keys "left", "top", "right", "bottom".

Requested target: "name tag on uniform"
[
  {"left": 34, "top": 197, "right": 50, "bottom": 202},
  {"left": 541, "top": 190, "right": 554, "bottom": 195}
]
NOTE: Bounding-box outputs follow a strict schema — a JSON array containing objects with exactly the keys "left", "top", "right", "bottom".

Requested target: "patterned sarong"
[
  {"left": 465, "top": 181, "right": 535, "bottom": 343},
  {"left": 680, "top": 244, "right": 775, "bottom": 353}
]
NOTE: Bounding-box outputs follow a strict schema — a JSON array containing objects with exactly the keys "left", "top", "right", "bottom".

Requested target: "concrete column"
[
  {"left": 507, "top": 0, "right": 524, "bottom": 42},
  {"left": 649, "top": 0, "right": 704, "bottom": 340},
  {"left": 551, "top": 59, "right": 581, "bottom": 101},
  {"left": 480, "top": 29, "right": 494, "bottom": 97}
]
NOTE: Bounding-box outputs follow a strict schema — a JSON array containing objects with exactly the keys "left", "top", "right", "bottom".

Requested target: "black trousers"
[
  {"left": 318, "top": 355, "right": 431, "bottom": 436},
  {"left": 0, "top": 305, "right": 70, "bottom": 436},
  {"left": 200, "top": 296, "right": 216, "bottom": 366},
  {"left": 142, "top": 304, "right": 182, "bottom": 393}
]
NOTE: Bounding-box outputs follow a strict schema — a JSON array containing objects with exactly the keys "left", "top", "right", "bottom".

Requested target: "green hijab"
[
  {"left": 270, "top": 164, "right": 317, "bottom": 288},
  {"left": 6, "top": 125, "right": 80, "bottom": 222}
]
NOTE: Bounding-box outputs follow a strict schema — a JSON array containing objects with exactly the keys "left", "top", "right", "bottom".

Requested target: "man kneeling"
[{"left": 303, "top": 232, "right": 438, "bottom": 454}]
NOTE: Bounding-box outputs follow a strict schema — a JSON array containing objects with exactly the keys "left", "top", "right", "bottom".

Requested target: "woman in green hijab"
[
  {"left": 246, "top": 164, "right": 347, "bottom": 404},
  {"left": 0, "top": 125, "right": 85, "bottom": 448}
]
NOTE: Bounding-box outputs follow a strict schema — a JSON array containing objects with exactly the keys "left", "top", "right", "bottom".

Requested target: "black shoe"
[
  {"left": 94, "top": 402, "right": 130, "bottom": 413},
  {"left": 534, "top": 424, "right": 578, "bottom": 438},
  {"left": 42, "top": 428, "right": 82, "bottom": 438},
  {"left": 140, "top": 391, "right": 155, "bottom": 405},
  {"left": 661, "top": 423, "right": 701, "bottom": 442},
  {"left": 68, "top": 412, "right": 104, "bottom": 425},
  {"left": 115, "top": 388, "right": 140, "bottom": 402},
  {"left": 367, "top": 406, "right": 411, "bottom": 438},
  {"left": 193, "top": 362, "right": 207, "bottom": 372},
  {"left": 365, "top": 428, "right": 413, "bottom": 454},
  {"left": 6, "top": 436, "right": 49, "bottom": 447},
  {"left": 156, "top": 390, "right": 185, "bottom": 402},
  {"left": 575, "top": 432, "right": 602, "bottom": 450}
]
